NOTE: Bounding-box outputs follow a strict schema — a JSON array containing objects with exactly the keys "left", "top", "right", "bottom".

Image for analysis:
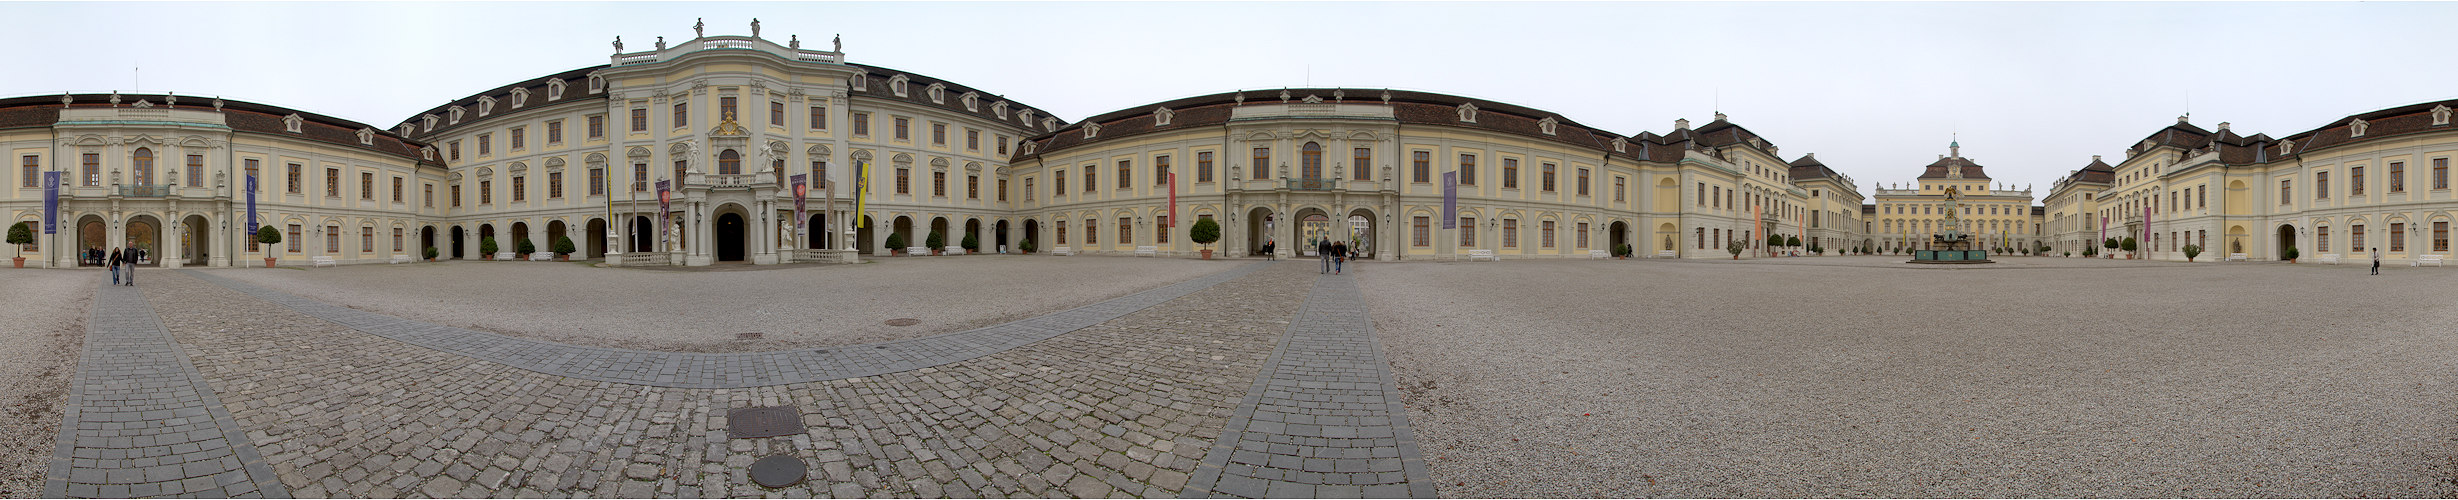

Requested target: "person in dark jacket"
[
  {"left": 107, "top": 248, "right": 123, "bottom": 285},
  {"left": 1262, "top": 239, "right": 1275, "bottom": 261},
  {"left": 1332, "top": 240, "right": 1348, "bottom": 274}
]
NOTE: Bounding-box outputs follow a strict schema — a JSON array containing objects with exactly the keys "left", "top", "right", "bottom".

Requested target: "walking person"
[
  {"left": 1263, "top": 239, "right": 1275, "bottom": 261},
  {"left": 2372, "top": 247, "right": 2382, "bottom": 275},
  {"left": 125, "top": 248, "right": 136, "bottom": 285},
  {"left": 1332, "top": 240, "right": 1348, "bottom": 274},
  {"left": 107, "top": 248, "right": 123, "bottom": 285},
  {"left": 1318, "top": 238, "right": 1334, "bottom": 274}
]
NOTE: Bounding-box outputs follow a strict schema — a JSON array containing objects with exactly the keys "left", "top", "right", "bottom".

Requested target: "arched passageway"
[{"left": 715, "top": 212, "right": 747, "bottom": 262}]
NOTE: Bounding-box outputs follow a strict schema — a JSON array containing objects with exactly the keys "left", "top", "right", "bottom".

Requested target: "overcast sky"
[{"left": 7, "top": 2, "right": 2454, "bottom": 200}]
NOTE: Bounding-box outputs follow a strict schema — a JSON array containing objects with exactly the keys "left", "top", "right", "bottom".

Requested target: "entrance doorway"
[
  {"left": 126, "top": 216, "right": 160, "bottom": 266},
  {"left": 2277, "top": 224, "right": 2297, "bottom": 260},
  {"left": 78, "top": 216, "right": 105, "bottom": 266},
  {"left": 585, "top": 219, "right": 606, "bottom": 259},
  {"left": 182, "top": 214, "right": 210, "bottom": 265},
  {"left": 716, "top": 212, "right": 746, "bottom": 262},
  {"left": 1246, "top": 208, "right": 1274, "bottom": 256}
]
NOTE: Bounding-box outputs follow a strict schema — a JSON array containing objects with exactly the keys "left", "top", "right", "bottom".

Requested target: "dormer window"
[
  {"left": 356, "top": 128, "right": 375, "bottom": 146},
  {"left": 1457, "top": 103, "right": 1478, "bottom": 123},
  {"left": 1154, "top": 107, "right": 1174, "bottom": 126},
  {"left": 422, "top": 114, "right": 439, "bottom": 132},
  {"left": 448, "top": 106, "right": 466, "bottom": 124},
  {"left": 586, "top": 72, "right": 606, "bottom": 94},
  {"left": 992, "top": 101, "right": 1009, "bottom": 119},
  {"left": 850, "top": 74, "right": 867, "bottom": 92},
  {"left": 2280, "top": 140, "right": 2294, "bottom": 155},
  {"left": 2434, "top": 104, "right": 2452, "bottom": 126},
  {"left": 547, "top": 79, "right": 567, "bottom": 101},
  {"left": 510, "top": 88, "right": 529, "bottom": 109},
  {"left": 2350, "top": 118, "right": 2369, "bottom": 137},
  {"left": 888, "top": 75, "right": 909, "bottom": 97},
  {"left": 1019, "top": 109, "right": 1037, "bottom": 126},
  {"left": 283, "top": 114, "right": 304, "bottom": 133},
  {"left": 421, "top": 146, "right": 436, "bottom": 161},
  {"left": 1611, "top": 137, "right": 1627, "bottom": 153},
  {"left": 1042, "top": 117, "right": 1058, "bottom": 132},
  {"left": 1084, "top": 123, "right": 1102, "bottom": 139},
  {"left": 960, "top": 92, "right": 979, "bottom": 112},
  {"left": 396, "top": 124, "right": 415, "bottom": 136},
  {"left": 925, "top": 83, "right": 945, "bottom": 104},
  {"left": 1023, "top": 142, "right": 1038, "bottom": 155},
  {"left": 477, "top": 96, "right": 496, "bottom": 116},
  {"left": 1537, "top": 116, "right": 1558, "bottom": 135}
]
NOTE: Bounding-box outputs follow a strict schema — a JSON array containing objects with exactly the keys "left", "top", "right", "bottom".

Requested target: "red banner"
[{"left": 1166, "top": 173, "right": 1177, "bottom": 227}]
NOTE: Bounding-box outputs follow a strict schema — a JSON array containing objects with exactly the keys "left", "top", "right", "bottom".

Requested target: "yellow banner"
[{"left": 854, "top": 161, "right": 868, "bottom": 228}]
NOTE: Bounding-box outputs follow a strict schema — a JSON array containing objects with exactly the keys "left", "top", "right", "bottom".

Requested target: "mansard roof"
[
  {"left": 845, "top": 63, "right": 1060, "bottom": 135},
  {"left": 2273, "top": 97, "right": 2458, "bottom": 158},
  {"left": 0, "top": 93, "right": 440, "bottom": 166},
  {"left": 1917, "top": 156, "right": 1990, "bottom": 180},
  {"left": 397, "top": 65, "right": 607, "bottom": 139},
  {"left": 1017, "top": 88, "right": 1656, "bottom": 163}
]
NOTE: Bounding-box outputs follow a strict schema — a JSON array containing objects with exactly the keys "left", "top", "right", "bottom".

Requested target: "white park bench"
[
  {"left": 906, "top": 246, "right": 929, "bottom": 256},
  {"left": 310, "top": 256, "right": 338, "bottom": 267},
  {"left": 2418, "top": 254, "right": 2445, "bottom": 267},
  {"left": 1051, "top": 246, "right": 1074, "bottom": 256},
  {"left": 494, "top": 252, "right": 517, "bottom": 261},
  {"left": 2226, "top": 253, "right": 2247, "bottom": 261},
  {"left": 529, "top": 252, "right": 555, "bottom": 261},
  {"left": 1589, "top": 249, "right": 1609, "bottom": 259},
  {"left": 389, "top": 255, "right": 415, "bottom": 264},
  {"left": 1135, "top": 246, "right": 1158, "bottom": 257},
  {"left": 944, "top": 246, "right": 966, "bottom": 255},
  {"left": 1465, "top": 249, "right": 1498, "bottom": 261},
  {"left": 2319, "top": 254, "right": 2341, "bottom": 264},
  {"left": 1656, "top": 250, "right": 1677, "bottom": 258}
]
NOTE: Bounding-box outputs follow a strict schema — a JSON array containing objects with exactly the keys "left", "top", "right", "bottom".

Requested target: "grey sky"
[{"left": 7, "top": 2, "right": 2452, "bottom": 199}]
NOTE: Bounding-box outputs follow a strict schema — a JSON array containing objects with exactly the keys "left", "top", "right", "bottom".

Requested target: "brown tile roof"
[
  {"left": 1916, "top": 157, "right": 1990, "bottom": 180},
  {"left": 846, "top": 63, "right": 1058, "bottom": 138},
  {"left": 1016, "top": 88, "right": 1658, "bottom": 164},
  {"left": 1, "top": 93, "right": 438, "bottom": 166},
  {"left": 396, "top": 65, "right": 607, "bottom": 139}
]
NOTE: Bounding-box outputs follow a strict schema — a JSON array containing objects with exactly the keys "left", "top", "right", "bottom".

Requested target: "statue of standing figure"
[
  {"left": 694, "top": 18, "right": 705, "bottom": 38},
  {"left": 832, "top": 34, "right": 841, "bottom": 53},
  {"left": 751, "top": 18, "right": 761, "bottom": 38},
  {"left": 612, "top": 36, "right": 623, "bottom": 53}
]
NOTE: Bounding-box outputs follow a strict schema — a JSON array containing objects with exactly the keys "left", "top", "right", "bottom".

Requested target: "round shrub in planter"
[
  {"left": 1188, "top": 218, "right": 1220, "bottom": 259},
  {"left": 424, "top": 246, "right": 440, "bottom": 261},
  {"left": 960, "top": 234, "right": 979, "bottom": 252},
  {"left": 6, "top": 222, "right": 31, "bottom": 268},
  {"left": 1019, "top": 238, "right": 1036, "bottom": 254},
  {"left": 884, "top": 233, "right": 906, "bottom": 254},
  {"left": 257, "top": 226, "right": 285, "bottom": 267},
  {"left": 552, "top": 236, "right": 576, "bottom": 261},
  {"left": 516, "top": 238, "right": 536, "bottom": 257},
  {"left": 925, "top": 231, "right": 945, "bottom": 254},
  {"left": 480, "top": 237, "right": 499, "bottom": 259},
  {"left": 1613, "top": 243, "right": 1634, "bottom": 259}
]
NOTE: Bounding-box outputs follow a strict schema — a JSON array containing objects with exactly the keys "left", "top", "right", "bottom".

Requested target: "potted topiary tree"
[
  {"left": 2182, "top": 244, "right": 2203, "bottom": 262},
  {"left": 6, "top": 222, "right": 30, "bottom": 268},
  {"left": 1613, "top": 243, "right": 1634, "bottom": 260},
  {"left": 1727, "top": 240, "right": 1746, "bottom": 260},
  {"left": 1786, "top": 235, "right": 1802, "bottom": 256},
  {"left": 2103, "top": 237, "right": 2119, "bottom": 259},
  {"left": 1188, "top": 217, "right": 1221, "bottom": 259},
  {"left": 1019, "top": 238, "right": 1037, "bottom": 255},
  {"left": 552, "top": 236, "right": 576, "bottom": 261},
  {"left": 2283, "top": 246, "right": 2299, "bottom": 263},
  {"left": 257, "top": 226, "right": 284, "bottom": 268},
  {"left": 925, "top": 230, "right": 945, "bottom": 255},
  {"left": 1765, "top": 234, "right": 1783, "bottom": 257},
  {"left": 424, "top": 246, "right": 440, "bottom": 262},
  {"left": 516, "top": 238, "right": 536, "bottom": 259},
  {"left": 884, "top": 233, "right": 906, "bottom": 255},
  {"left": 960, "top": 233, "right": 979, "bottom": 254},
  {"left": 480, "top": 236, "right": 499, "bottom": 260},
  {"left": 2120, "top": 237, "right": 2137, "bottom": 259}
]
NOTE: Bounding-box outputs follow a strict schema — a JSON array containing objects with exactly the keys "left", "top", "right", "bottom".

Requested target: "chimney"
[
  {"left": 1675, "top": 118, "right": 1690, "bottom": 130},
  {"left": 2218, "top": 122, "right": 2231, "bottom": 131},
  {"left": 2092, "top": 155, "right": 2102, "bottom": 162}
]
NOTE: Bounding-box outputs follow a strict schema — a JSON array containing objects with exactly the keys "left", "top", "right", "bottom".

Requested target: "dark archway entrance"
[
  {"left": 126, "top": 215, "right": 161, "bottom": 266},
  {"left": 546, "top": 220, "right": 568, "bottom": 258},
  {"left": 892, "top": 216, "right": 914, "bottom": 252},
  {"left": 1609, "top": 221, "right": 1629, "bottom": 254},
  {"left": 585, "top": 219, "right": 607, "bottom": 259},
  {"left": 806, "top": 214, "right": 828, "bottom": 249},
  {"left": 632, "top": 216, "right": 654, "bottom": 252},
  {"left": 478, "top": 224, "right": 497, "bottom": 258},
  {"left": 181, "top": 214, "right": 210, "bottom": 265},
  {"left": 994, "top": 220, "right": 1010, "bottom": 253},
  {"left": 716, "top": 212, "right": 747, "bottom": 262},
  {"left": 450, "top": 226, "right": 465, "bottom": 259},
  {"left": 963, "top": 218, "right": 981, "bottom": 253},
  {"left": 1247, "top": 207, "right": 1274, "bottom": 256},
  {"left": 1020, "top": 219, "right": 1037, "bottom": 253},
  {"left": 421, "top": 226, "right": 436, "bottom": 260},
  {"left": 930, "top": 217, "right": 950, "bottom": 252},
  {"left": 2278, "top": 224, "right": 2297, "bottom": 261},
  {"left": 857, "top": 215, "right": 876, "bottom": 254},
  {"left": 509, "top": 222, "right": 531, "bottom": 256},
  {"left": 78, "top": 216, "right": 105, "bottom": 266}
]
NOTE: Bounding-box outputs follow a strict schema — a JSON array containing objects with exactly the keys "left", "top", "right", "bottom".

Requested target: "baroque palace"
[{"left": 3, "top": 22, "right": 2450, "bottom": 268}]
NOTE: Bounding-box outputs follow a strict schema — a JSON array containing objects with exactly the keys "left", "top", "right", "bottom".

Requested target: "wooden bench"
[
  {"left": 2226, "top": 252, "right": 2247, "bottom": 261},
  {"left": 1465, "top": 249, "right": 1498, "bottom": 261},
  {"left": 310, "top": 256, "right": 337, "bottom": 267},
  {"left": 2419, "top": 254, "right": 2445, "bottom": 267},
  {"left": 1135, "top": 246, "right": 1158, "bottom": 257},
  {"left": 2319, "top": 254, "right": 2341, "bottom": 264},
  {"left": 1051, "top": 246, "right": 1074, "bottom": 256},
  {"left": 389, "top": 255, "right": 414, "bottom": 264}
]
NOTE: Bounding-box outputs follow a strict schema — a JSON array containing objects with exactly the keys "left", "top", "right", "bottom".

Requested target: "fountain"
[{"left": 1910, "top": 187, "right": 1993, "bottom": 264}]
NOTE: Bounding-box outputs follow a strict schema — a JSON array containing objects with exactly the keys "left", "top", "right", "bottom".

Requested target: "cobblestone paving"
[
  {"left": 43, "top": 281, "right": 288, "bottom": 499},
  {"left": 95, "top": 262, "right": 1349, "bottom": 497},
  {"left": 185, "top": 264, "right": 1262, "bottom": 389},
  {"left": 1183, "top": 273, "right": 1434, "bottom": 499}
]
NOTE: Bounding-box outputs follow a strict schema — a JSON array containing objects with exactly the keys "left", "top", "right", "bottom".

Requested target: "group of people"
[
  {"left": 1317, "top": 239, "right": 1353, "bottom": 274},
  {"left": 83, "top": 246, "right": 145, "bottom": 267},
  {"left": 89, "top": 247, "right": 138, "bottom": 286}
]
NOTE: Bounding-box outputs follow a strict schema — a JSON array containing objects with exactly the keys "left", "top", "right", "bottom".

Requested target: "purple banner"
[
  {"left": 1441, "top": 171, "right": 1458, "bottom": 229},
  {"left": 656, "top": 180, "right": 672, "bottom": 248},
  {"left": 790, "top": 174, "right": 807, "bottom": 230},
  {"left": 245, "top": 174, "right": 258, "bottom": 235},
  {"left": 42, "top": 172, "right": 60, "bottom": 234}
]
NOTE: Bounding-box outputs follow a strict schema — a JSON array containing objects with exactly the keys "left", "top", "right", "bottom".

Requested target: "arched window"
[
  {"left": 133, "top": 147, "right": 154, "bottom": 186},
  {"left": 718, "top": 150, "right": 741, "bottom": 175},
  {"left": 1301, "top": 142, "right": 1323, "bottom": 180}
]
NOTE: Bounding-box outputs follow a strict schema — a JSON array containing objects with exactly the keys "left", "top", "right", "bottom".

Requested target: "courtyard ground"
[
  {"left": 1363, "top": 255, "right": 2458, "bottom": 497},
  {"left": 0, "top": 269, "right": 89, "bottom": 498}
]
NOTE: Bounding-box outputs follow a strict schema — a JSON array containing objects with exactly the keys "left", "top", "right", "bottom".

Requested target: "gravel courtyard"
[
  {"left": 1363, "top": 256, "right": 2458, "bottom": 498},
  {"left": 0, "top": 269, "right": 89, "bottom": 498},
  {"left": 200, "top": 255, "right": 1241, "bottom": 352}
]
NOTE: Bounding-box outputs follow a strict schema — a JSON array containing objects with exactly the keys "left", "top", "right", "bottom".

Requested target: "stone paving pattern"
[
  {"left": 1183, "top": 273, "right": 1434, "bottom": 499},
  {"left": 185, "top": 264, "right": 1263, "bottom": 389},
  {"left": 43, "top": 282, "right": 288, "bottom": 499},
  {"left": 72, "top": 261, "right": 1364, "bottom": 497}
]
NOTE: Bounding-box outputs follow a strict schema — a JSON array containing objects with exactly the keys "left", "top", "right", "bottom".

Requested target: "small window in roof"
[
  {"left": 1457, "top": 103, "right": 1478, "bottom": 123},
  {"left": 283, "top": 114, "right": 304, "bottom": 133},
  {"left": 449, "top": 106, "right": 465, "bottom": 124},
  {"left": 1154, "top": 107, "right": 1174, "bottom": 126},
  {"left": 992, "top": 101, "right": 1009, "bottom": 119},
  {"left": 422, "top": 114, "right": 439, "bottom": 132},
  {"left": 961, "top": 92, "right": 979, "bottom": 112},
  {"left": 2350, "top": 118, "right": 2369, "bottom": 137},
  {"left": 1084, "top": 123, "right": 1101, "bottom": 139},
  {"left": 478, "top": 96, "right": 496, "bottom": 116},
  {"left": 587, "top": 72, "right": 606, "bottom": 94},
  {"left": 547, "top": 79, "right": 567, "bottom": 101},
  {"left": 926, "top": 83, "right": 945, "bottom": 104},
  {"left": 357, "top": 128, "right": 374, "bottom": 146},
  {"left": 889, "top": 75, "right": 909, "bottom": 97},
  {"left": 510, "top": 88, "right": 529, "bottom": 109},
  {"left": 1537, "top": 117, "right": 1557, "bottom": 135}
]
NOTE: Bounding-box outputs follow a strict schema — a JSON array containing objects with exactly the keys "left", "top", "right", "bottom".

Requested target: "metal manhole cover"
[
  {"left": 725, "top": 406, "right": 806, "bottom": 439},
  {"left": 749, "top": 455, "right": 806, "bottom": 488},
  {"left": 885, "top": 318, "right": 921, "bottom": 327},
  {"left": 735, "top": 332, "right": 763, "bottom": 340}
]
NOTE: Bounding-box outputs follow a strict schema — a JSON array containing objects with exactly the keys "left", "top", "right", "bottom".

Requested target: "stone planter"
[
  {"left": 1200, "top": 249, "right": 1213, "bottom": 260},
  {"left": 11, "top": 257, "right": 23, "bottom": 268},
  {"left": 265, "top": 257, "right": 279, "bottom": 268}
]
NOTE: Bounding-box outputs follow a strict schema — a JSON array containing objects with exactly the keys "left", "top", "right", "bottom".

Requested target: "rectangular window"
[
  {"left": 2198, "top": 185, "right": 2207, "bottom": 208},
  {"left": 2390, "top": 161, "right": 2405, "bottom": 192},
  {"left": 1576, "top": 222, "right": 1590, "bottom": 248},
  {"left": 21, "top": 155, "right": 37, "bottom": 187},
  {"left": 770, "top": 101, "right": 785, "bottom": 126},
  {"left": 1413, "top": 216, "right": 1430, "bottom": 247},
  {"left": 588, "top": 115, "right": 604, "bottom": 139},
  {"left": 1458, "top": 154, "right": 1476, "bottom": 186},
  {"left": 186, "top": 154, "right": 203, "bottom": 187},
  {"left": 2320, "top": 226, "right": 2331, "bottom": 253},
  {"left": 1118, "top": 160, "right": 1132, "bottom": 189},
  {"left": 480, "top": 180, "right": 492, "bottom": 204},
  {"left": 1461, "top": 218, "right": 1477, "bottom": 247},
  {"left": 477, "top": 133, "right": 492, "bottom": 156},
  {"left": 1156, "top": 155, "right": 1171, "bottom": 185},
  {"left": 1157, "top": 216, "right": 1170, "bottom": 244},
  {"left": 932, "top": 123, "right": 946, "bottom": 145},
  {"left": 2317, "top": 172, "right": 2329, "bottom": 199},
  {"left": 720, "top": 96, "right": 737, "bottom": 122},
  {"left": 2281, "top": 179, "right": 2292, "bottom": 203},
  {"left": 549, "top": 172, "right": 564, "bottom": 198},
  {"left": 361, "top": 172, "right": 374, "bottom": 200},
  {"left": 968, "top": 174, "right": 980, "bottom": 199},
  {"left": 1197, "top": 152, "right": 1214, "bottom": 182},
  {"left": 509, "top": 127, "right": 525, "bottom": 150},
  {"left": 1502, "top": 158, "right": 1519, "bottom": 189},
  {"left": 1502, "top": 219, "right": 1517, "bottom": 247},
  {"left": 1084, "top": 166, "right": 1097, "bottom": 193},
  {"left": 1085, "top": 218, "right": 1097, "bottom": 244},
  {"left": 82, "top": 153, "right": 99, "bottom": 186},
  {"left": 1055, "top": 170, "right": 1066, "bottom": 195},
  {"left": 2351, "top": 167, "right": 2364, "bottom": 196},
  {"left": 1057, "top": 221, "right": 1067, "bottom": 244},
  {"left": 998, "top": 178, "right": 1008, "bottom": 202},
  {"left": 1577, "top": 168, "right": 1591, "bottom": 196},
  {"left": 1615, "top": 176, "right": 1627, "bottom": 202},
  {"left": 326, "top": 168, "right": 341, "bottom": 197},
  {"left": 393, "top": 228, "right": 403, "bottom": 252},
  {"left": 1541, "top": 220, "right": 1555, "bottom": 248},
  {"left": 390, "top": 175, "right": 402, "bottom": 202},
  {"left": 361, "top": 228, "right": 372, "bottom": 254},
  {"left": 932, "top": 171, "right": 946, "bottom": 197},
  {"left": 1413, "top": 151, "right": 1430, "bottom": 183},
  {"left": 547, "top": 120, "right": 563, "bottom": 144},
  {"left": 852, "top": 112, "right": 870, "bottom": 136},
  {"left": 2355, "top": 224, "right": 2367, "bottom": 251},
  {"left": 512, "top": 176, "right": 526, "bottom": 202},
  {"left": 589, "top": 168, "right": 605, "bottom": 196},
  {"left": 1353, "top": 148, "right": 1371, "bottom": 181},
  {"left": 897, "top": 167, "right": 911, "bottom": 195},
  {"left": 1024, "top": 178, "right": 1034, "bottom": 202},
  {"left": 2392, "top": 223, "right": 2406, "bottom": 252},
  {"left": 1698, "top": 183, "right": 1706, "bottom": 206},
  {"left": 811, "top": 161, "right": 828, "bottom": 190},
  {"left": 967, "top": 129, "right": 980, "bottom": 151},
  {"left": 2436, "top": 221, "right": 2449, "bottom": 252},
  {"left": 449, "top": 141, "right": 460, "bottom": 161},
  {"left": 810, "top": 106, "right": 827, "bottom": 130},
  {"left": 2437, "top": 158, "right": 2450, "bottom": 190},
  {"left": 630, "top": 108, "right": 647, "bottom": 132},
  {"left": 633, "top": 163, "right": 649, "bottom": 192},
  {"left": 673, "top": 102, "right": 689, "bottom": 128},
  {"left": 287, "top": 224, "right": 301, "bottom": 253},
  {"left": 1253, "top": 148, "right": 1271, "bottom": 180},
  {"left": 997, "top": 135, "right": 1010, "bottom": 155},
  {"left": 283, "top": 163, "right": 301, "bottom": 193},
  {"left": 326, "top": 225, "right": 339, "bottom": 254},
  {"left": 894, "top": 117, "right": 910, "bottom": 141},
  {"left": 451, "top": 184, "right": 462, "bottom": 207},
  {"left": 1119, "top": 218, "right": 1133, "bottom": 245},
  {"left": 675, "top": 161, "right": 686, "bottom": 186},
  {"left": 1542, "top": 163, "right": 1558, "bottom": 192}
]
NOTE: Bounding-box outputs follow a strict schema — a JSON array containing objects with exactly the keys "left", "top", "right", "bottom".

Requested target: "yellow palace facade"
[
  {"left": 1866, "top": 141, "right": 2045, "bottom": 253},
  {"left": 3, "top": 24, "right": 1876, "bottom": 267}
]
